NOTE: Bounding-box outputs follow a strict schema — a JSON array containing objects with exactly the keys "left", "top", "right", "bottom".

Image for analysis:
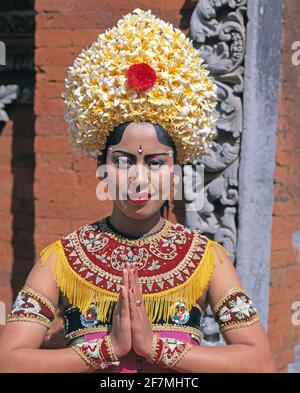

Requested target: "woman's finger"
[
  {"left": 133, "top": 263, "right": 143, "bottom": 300},
  {"left": 128, "top": 286, "right": 138, "bottom": 321},
  {"left": 123, "top": 263, "right": 129, "bottom": 291},
  {"left": 112, "top": 285, "right": 122, "bottom": 324},
  {"left": 128, "top": 263, "right": 136, "bottom": 292},
  {"left": 115, "top": 266, "right": 128, "bottom": 314},
  {"left": 120, "top": 268, "right": 130, "bottom": 319},
  {"left": 130, "top": 263, "right": 143, "bottom": 304}
]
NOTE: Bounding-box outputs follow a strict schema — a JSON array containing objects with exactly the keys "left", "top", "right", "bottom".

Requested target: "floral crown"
[{"left": 63, "top": 8, "right": 218, "bottom": 165}]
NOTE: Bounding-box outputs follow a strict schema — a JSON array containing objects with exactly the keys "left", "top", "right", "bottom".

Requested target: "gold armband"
[
  {"left": 213, "top": 287, "right": 260, "bottom": 333},
  {"left": 7, "top": 286, "right": 56, "bottom": 329}
]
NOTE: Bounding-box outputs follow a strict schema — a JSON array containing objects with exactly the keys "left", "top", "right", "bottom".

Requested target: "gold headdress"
[{"left": 63, "top": 8, "right": 218, "bottom": 165}]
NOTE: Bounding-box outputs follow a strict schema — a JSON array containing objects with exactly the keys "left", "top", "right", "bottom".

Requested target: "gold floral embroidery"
[{"left": 70, "top": 226, "right": 205, "bottom": 287}]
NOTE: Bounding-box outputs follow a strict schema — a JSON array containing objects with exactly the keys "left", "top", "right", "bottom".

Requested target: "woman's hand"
[
  {"left": 109, "top": 263, "right": 132, "bottom": 359},
  {"left": 128, "top": 262, "right": 154, "bottom": 358}
]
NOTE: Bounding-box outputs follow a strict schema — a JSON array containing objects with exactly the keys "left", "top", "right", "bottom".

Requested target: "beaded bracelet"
[
  {"left": 73, "top": 334, "right": 120, "bottom": 370},
  {"left": 7, "top": 286, "right": 56, "bottom": 329},
  {"left": 146, "top": 334, "right": 192, "bottom": 368}
]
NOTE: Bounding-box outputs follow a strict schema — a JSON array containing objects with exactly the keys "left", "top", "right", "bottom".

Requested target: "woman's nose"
[{"left": 129, "top": 164, "right": 149, "bottom": 190}]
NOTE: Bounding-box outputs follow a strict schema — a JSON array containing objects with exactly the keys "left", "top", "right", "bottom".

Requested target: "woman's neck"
[{"left": 107, "top": 209, "right": 165, "bottom": 238}]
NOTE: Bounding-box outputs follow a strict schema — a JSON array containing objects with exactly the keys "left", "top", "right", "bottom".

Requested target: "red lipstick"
[{"left": 128, "top": 192, "right": 151, "bottom": 204}]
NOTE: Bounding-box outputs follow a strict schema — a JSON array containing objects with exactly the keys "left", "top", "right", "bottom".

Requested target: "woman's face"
[{"left": 102, "top": 122, "right": 175, "bottom": 220}]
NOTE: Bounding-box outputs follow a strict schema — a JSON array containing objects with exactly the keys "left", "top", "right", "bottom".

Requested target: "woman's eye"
[
  {"left": 149, "top": 160, "right": 165, "bottom": 170},
  {"left": 114, "top": 157, "right": 165, "bottom": 170},
  {"left": 115, "top": 157, "right": 132, "bottom": 168}
]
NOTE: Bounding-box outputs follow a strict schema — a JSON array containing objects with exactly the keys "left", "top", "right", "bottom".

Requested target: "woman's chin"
[{"left": 117, "top": 201, "right": 161, "bottom": 220}]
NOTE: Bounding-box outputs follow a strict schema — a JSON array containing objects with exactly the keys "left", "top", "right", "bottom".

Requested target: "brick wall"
[
  {"left": 0, "top": 118, "right": 13, "bottom": 311},
  {"left": 268, "top": 0, "right": 300, "bottom": 372}
]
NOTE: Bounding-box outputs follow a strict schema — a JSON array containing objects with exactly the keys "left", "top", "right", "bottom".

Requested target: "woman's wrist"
[
  {"left": 134, "top": 333, "right": 156, "bottom": 359},
  {"left": 107, "top": 334, "right": 125, "bottom": 360}
]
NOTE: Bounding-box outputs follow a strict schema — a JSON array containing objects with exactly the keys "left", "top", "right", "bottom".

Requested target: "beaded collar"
[{"left": 40, "top": 218, "right": 217, "bottom": 324}]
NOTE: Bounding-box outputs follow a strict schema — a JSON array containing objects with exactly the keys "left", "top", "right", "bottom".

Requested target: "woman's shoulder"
[{"left": 37, "top": 219, "right": 105, "bottom": 266}]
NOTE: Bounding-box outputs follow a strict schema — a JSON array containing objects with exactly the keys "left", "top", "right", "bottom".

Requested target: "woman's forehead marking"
[{"left": 108, "top": 148, "right": 173, "bottom": 158}]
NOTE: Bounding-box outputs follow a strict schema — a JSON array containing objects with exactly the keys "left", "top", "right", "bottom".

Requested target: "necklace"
[{"left": 104, "top": 216, "right": 167, "bottom": 240}]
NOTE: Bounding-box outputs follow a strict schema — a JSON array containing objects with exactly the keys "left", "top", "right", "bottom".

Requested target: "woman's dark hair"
[{"left": 97, "top": 121, "right": 177, "bottom": 218}]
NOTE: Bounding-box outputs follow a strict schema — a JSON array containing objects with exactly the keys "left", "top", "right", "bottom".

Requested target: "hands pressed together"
[
  {"left": 109, "top": 262, "right": 154, "bottom": 359},
  {"left": 74, "top": 261, "right": 193, "bottom": 371}
]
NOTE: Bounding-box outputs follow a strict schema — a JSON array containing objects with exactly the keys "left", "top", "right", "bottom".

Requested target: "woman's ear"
[{"left": 96, "top": 157, "right": 108, "bottom": 181}]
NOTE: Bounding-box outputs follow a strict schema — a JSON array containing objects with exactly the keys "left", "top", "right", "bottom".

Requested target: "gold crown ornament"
[{"left": 63, "top": 8, "right": 218, "bottom": 165}]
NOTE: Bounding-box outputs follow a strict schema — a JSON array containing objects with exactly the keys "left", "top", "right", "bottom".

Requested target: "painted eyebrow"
[{"left": 110, "top": 150, "right": 170, "bottom": 159}]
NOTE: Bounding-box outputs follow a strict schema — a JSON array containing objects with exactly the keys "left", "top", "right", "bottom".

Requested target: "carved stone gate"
[{"left": 186, "top": 0, "right": 283, "bottom": 342}]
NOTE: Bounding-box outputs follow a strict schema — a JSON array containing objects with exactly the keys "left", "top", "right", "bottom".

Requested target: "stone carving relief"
[
  {"left": 0, "top": 0, "right": 35, "bottom": 118},
  {"left": 187, "top": 0, "right": 248, "bottom": 343},
  {"left": 187, "top": 0, "right": 247, "bottom": 261},
  {"left": 0, "top": 84, "right": 18, "bottom": 121}
]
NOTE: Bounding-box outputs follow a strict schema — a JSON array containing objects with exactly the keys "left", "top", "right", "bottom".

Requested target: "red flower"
[{"left": 127, "top": 63, "right": 157, "bottom": 92}]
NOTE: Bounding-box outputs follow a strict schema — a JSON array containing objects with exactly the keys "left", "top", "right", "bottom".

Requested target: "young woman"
[{"left": 0, "top": 9, "right": 275, "bottom": 373}]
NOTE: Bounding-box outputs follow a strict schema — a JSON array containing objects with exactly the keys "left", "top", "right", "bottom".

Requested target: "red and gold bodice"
[{"left": 40, "top": 217, "right": 221, "bottom": 372}]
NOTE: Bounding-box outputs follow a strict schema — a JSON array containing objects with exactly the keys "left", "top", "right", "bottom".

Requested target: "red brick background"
[
  {"left": 268, "top": 0, "right": 300, "bottom": 372},
  {"left": 0, "top": 117, "right": 13, "bottom": 309},
  {"left": 0, "top": 0, "right": 299, "bottom": 371}
]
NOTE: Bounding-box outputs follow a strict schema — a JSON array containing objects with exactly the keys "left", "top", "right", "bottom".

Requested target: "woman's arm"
[
  {"left": 0, "top": 254, "right": 91, "bottom": 373},
  {"left": 170, "top": 243, "right": 276, "bottom": 373}
]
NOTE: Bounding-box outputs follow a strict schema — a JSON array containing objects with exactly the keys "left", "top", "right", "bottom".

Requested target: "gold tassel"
[
  {"left": 39, "top": 240, "right": 119, "bottom": 322},
  {"left": 39, "top": 238, "right": 230, "bottom": 323}
]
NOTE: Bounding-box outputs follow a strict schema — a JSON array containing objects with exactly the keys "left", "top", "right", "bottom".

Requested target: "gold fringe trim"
[
  {"left": 141, "top": 239, "right": 228, "bottom": 322},
  {"left": 40, "top": 240, "right": 118, "bottom": 322},
  {"left": 39, "top": 238, "right": 229, "bottom": 324}
]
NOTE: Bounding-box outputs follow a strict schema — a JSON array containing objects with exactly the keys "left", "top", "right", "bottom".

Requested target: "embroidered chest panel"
[{"left": 61, "top": 219, "right": 209, "bottom": 297}]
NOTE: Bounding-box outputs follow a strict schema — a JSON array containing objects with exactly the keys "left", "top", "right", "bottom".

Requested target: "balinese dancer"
[{"left": 0, "top": 9, "right": 275, "bottom": 373}]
